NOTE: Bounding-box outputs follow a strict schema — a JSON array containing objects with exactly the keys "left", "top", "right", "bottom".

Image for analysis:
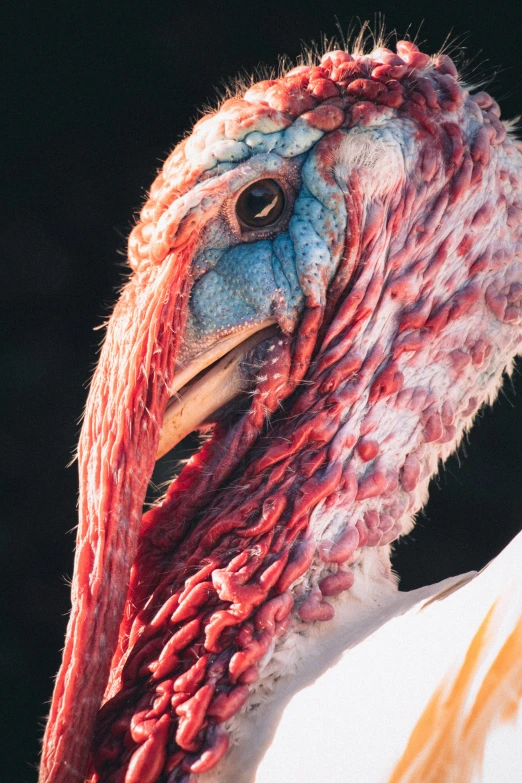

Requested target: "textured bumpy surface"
[{"left": 40, "top": 39, "right": 522, "bottom": 783}]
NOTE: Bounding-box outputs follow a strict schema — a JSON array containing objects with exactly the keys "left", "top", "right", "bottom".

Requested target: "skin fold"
[{"left": 39, "top": 38, "right": 522, "bottom": 783}]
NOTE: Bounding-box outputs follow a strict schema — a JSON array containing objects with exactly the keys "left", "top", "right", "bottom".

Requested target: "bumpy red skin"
[{"left": 39, "top": 42, "right": 522, "bottom": 783}]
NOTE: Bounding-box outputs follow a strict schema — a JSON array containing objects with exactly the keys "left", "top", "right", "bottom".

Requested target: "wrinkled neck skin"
[
  {"left": 39, "top": 42, "right": 522, "bottom": 783},
  {"left": 200, "top": 110, "right": 522, "bottom": 780}
]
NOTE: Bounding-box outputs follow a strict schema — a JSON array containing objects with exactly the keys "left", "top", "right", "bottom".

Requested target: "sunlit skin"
[{"left": 39, "top": 35, "right": 522, "bottom": 783}]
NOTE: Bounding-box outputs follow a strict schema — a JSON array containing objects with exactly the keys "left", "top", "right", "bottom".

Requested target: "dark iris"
[{"left": 236, "top": 178, "right": 285, "bottom": 228}]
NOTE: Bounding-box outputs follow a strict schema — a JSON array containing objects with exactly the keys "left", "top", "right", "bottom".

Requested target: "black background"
[{"left": 3, "top": 1, "right": 522, "bottom": 780}]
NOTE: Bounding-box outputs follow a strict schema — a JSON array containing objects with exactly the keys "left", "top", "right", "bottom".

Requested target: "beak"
[{"left": 157, "top": 320, "right": 276, "bottom": 459}]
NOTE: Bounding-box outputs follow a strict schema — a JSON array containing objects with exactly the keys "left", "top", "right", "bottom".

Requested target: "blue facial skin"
[{"left": 181, "top": 131, "right": 348, "bottom": 358}]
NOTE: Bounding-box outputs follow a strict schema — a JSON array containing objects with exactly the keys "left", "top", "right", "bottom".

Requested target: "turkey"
[{"left": 39, "top": 36, "right": 522, "bottom": 783}]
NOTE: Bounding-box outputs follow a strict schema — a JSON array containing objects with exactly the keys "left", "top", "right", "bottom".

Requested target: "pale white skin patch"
[{"left": 334, "top": 122, "right": 412, "bottom": 199}]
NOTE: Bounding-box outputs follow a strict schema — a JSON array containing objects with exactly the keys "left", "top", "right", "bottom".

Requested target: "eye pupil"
[{"left": 236, "top": 179, "right": 285, "bottom": 229}]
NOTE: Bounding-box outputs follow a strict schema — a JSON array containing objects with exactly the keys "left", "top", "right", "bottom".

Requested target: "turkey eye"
[{"left": 236, "top": 179, "right": 286, "bottom": 229}]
